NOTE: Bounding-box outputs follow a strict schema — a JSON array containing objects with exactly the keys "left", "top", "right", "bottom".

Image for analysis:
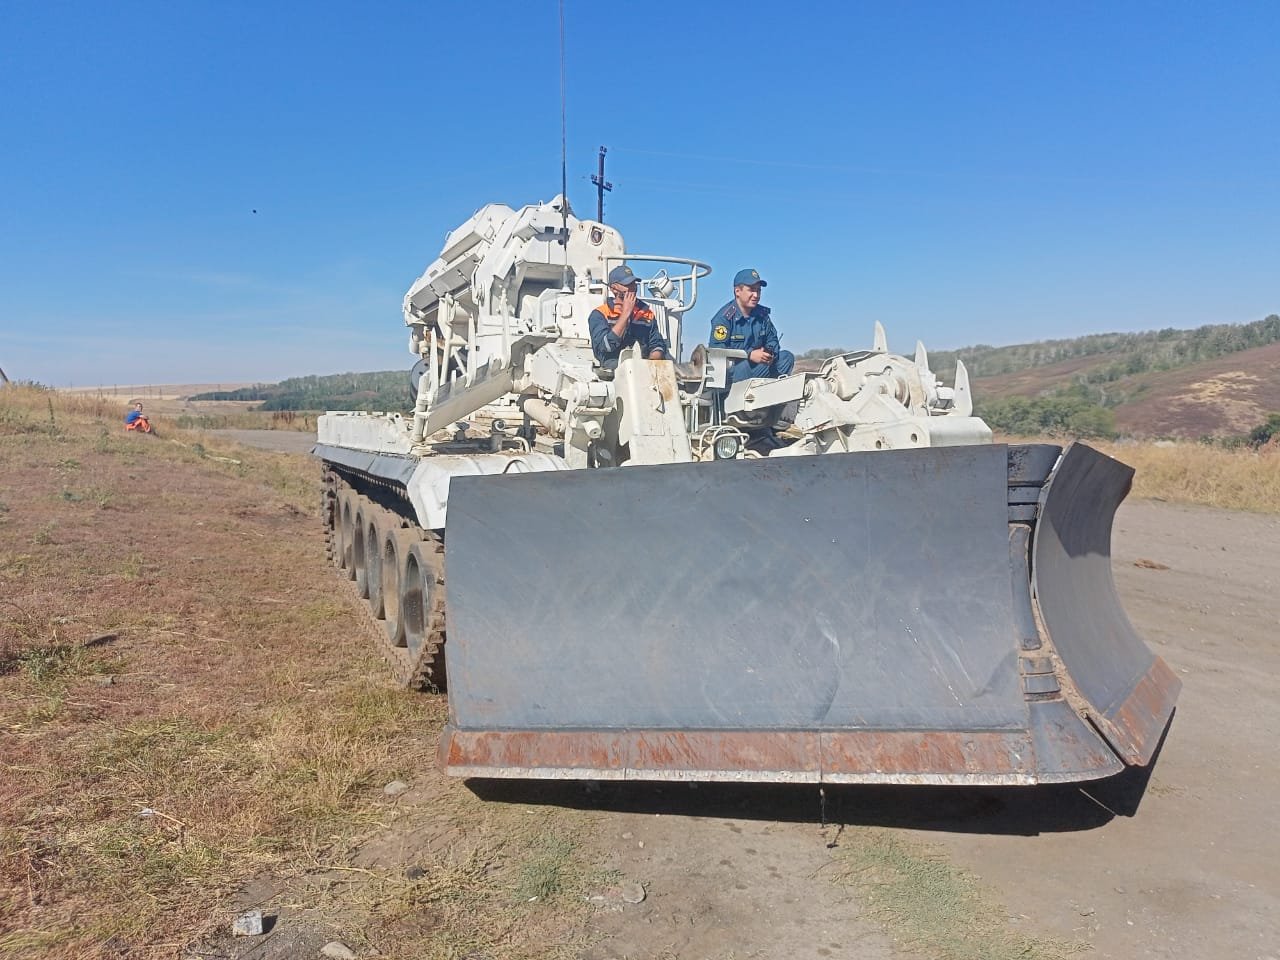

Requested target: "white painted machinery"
[{"left": 315, "top": 197, "right": 1178, "bottom": 787}]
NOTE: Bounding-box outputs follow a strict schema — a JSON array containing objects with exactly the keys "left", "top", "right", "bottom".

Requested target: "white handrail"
[{"left": 604, "top": 254, "right": 712, "bottom": 316}]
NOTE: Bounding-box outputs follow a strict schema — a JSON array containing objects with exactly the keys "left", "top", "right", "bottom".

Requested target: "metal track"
[{"left": 322, "top": 464, "right": 447, "bottom": 690}]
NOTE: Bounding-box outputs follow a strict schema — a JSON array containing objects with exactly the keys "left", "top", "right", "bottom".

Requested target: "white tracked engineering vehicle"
[{"left": 316, "top": 197, "right": 1179, "bottom": 786}]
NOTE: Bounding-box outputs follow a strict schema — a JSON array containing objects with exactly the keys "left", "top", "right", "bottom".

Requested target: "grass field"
[
  {"left": 52, "top": 386, "right": 320, "bottom": 433},
  {"left": 0, "top": 385, "right": 595, "bottom": 959},
  {"left": 983, "top": 431, "right": 1279, "bottom": 514},
  {"left": 1097, "top": 440, "right": 1280, "bottom": 513}
]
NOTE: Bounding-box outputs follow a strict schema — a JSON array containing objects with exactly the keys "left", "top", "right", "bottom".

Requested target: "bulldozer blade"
[
  {"left": 438, "top": 443, "right": 1177, "bottom": 785},
  {"left": 1033, "top": 443, "right": 1180, "bottom": 766}
]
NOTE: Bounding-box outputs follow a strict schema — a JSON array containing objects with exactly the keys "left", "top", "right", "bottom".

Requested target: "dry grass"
[
  {"left": 33, "top": 382, "right": 317, "bottom": 433},
  {"left": 992, "top": 431, "right": 1280, "bottom": 514},
  {"left": 0, "top": 385, "right": 200, "bottom": 438},
  {"left": 321, "top": 814, "right": 599, "bottom": 960},
  {"left": 833, "top": 828, "right": 1084, "bottom": 960},
  {"left": 167, "top": 409, "right": 319, "bottom": 433},
  {"left": 0, "top": 384, "right": 594, "bottom": 959},
  {"left": 1095, "top": 440, "right": 1280, "bottom": 513}
]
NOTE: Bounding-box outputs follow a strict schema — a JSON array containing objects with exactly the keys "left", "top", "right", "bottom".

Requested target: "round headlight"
[{"left": 712, "top": 434, "right": 741, "bottom": 460}]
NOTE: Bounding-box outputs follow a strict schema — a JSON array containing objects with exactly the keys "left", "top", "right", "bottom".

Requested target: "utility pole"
[
  {"left": 0, "top": 365, "right": 9, "bottom": 385},
  {"left": 590, "top": 145, "right": 612, "bottom": 223}
]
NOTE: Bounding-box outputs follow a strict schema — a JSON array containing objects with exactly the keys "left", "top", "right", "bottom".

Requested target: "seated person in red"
[{"left": 124, "top": 403, "right": 151, "bottom": 431}]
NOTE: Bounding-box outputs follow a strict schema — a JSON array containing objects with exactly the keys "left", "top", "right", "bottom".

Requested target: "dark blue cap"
[
  {"left": 733, "top": 268, "right": 766, "bottom": 288},
  {"left": 608, "top": 264, "right": 640, "bottom": 287}
]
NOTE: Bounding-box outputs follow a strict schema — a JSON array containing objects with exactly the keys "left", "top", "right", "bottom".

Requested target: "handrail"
[{"left": 604, "top": 254, "right": 712, "bottom": 316}]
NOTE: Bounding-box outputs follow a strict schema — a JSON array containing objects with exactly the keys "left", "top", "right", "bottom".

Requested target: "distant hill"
[
  {"left": 196, "top": 316, "right": 1278, "bottom": 438},
  {"left": 1053, "top": 341, "right": 1280, "bottom": 438},
  {"left": 801, "top": 315, "right": 1280, "bottom": 439},
  {"left": 191, "top": 371, "right": 409, "bottom": 411},
  {"left": 928, "top": 315, "right": 1280, "bottom": 385}
]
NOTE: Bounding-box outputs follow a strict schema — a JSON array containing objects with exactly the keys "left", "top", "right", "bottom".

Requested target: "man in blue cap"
[
  {"left": 588, "top": 264, "right": 672, "bottom": 367},
  {"left": 707, "top": 268, "right": 794, "bottom": 382}
]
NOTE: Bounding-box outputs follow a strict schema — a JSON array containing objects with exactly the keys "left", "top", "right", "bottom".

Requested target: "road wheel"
[
  {"left": 379, "top": 528, "right": 415, "bottom": 647},
  {"left": 339, "top": 493, "right": 358, "bottom": 579},
  {"left": 352, "top": 503, "right": 370, "bottom": 599},
  {"left": 365, "top": 513, "right": 384, "bottom": 617},
  {"left": 401, "top": 537, "right": 446, "bottom": 689}
]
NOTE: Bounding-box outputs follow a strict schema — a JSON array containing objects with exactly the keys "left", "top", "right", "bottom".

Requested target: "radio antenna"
[{"left": 558, "top": 0, "right": 570, "bottom": 285}]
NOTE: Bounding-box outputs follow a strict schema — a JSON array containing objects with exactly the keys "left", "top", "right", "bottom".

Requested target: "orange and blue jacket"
[{"left": 588, "top": 299, "right": 671, "bottom": 364}]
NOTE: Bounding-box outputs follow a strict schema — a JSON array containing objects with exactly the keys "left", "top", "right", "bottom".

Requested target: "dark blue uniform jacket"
[
  {"left": 708, "top": 300, "right": 794, "bottom": 381},
  {"left": 588, "top": 299, "right": 671, "bottom": 364}
]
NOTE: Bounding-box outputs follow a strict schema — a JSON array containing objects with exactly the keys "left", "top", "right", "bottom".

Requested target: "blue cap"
[
  {"left": 733, "top": 268, "right": 766, "bottom": 288},
  {"left": 608, "top": 264, "right": 640, "bottom": 287}
]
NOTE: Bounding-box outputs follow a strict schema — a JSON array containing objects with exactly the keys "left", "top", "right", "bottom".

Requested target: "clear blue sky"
[{"left": 2, "top": 1, "right": 1276, "bottom": 386}]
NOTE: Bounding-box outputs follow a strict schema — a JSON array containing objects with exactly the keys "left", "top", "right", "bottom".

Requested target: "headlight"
[{"left": 712, "top": 434, "right": 741, "bottom": 460}]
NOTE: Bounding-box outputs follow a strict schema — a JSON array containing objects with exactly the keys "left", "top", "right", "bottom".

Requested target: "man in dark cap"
[
  {"left": 707, "top": 268, "right": 794, "bottom": 382},
  {"left": 588, "top": 264, "right": 671, "bottom": 366}
]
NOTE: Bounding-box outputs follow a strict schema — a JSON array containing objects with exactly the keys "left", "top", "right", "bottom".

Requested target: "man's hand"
[
  {"left": 619, "top": 288, "right": 637, "bottom": 324},
  {"left": 749, "top": 347, "right": 773, "bottom": 364}
]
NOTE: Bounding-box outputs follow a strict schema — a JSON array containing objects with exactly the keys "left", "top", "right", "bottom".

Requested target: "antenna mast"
[
  {"left": 591, "top": 145, "right": 612, "bottom": 222},
  {"left": 558, "top": 0, "right": 570, "bottom": 283}
]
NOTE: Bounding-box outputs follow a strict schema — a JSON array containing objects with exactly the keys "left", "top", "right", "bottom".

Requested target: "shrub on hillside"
[
  {"left": 1247, "top": 412, "right": 1280, "bottom": 448},
  {"left": 976, "top": 394, "right": 1116, "bottom": 438}
]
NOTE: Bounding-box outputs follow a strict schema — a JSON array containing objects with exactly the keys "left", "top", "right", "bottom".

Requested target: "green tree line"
[
  {"left": 975, "top": 385, "right": 1117, "bottom": 438},
  {"left": 192, "top": 371, "right": 410, "bottom": 411},
  {"left": 801, "top": 315, "right": 1280, "bottom": 382}
]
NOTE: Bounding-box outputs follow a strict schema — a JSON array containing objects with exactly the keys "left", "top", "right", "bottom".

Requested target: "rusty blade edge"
[
  {"left": 438, "top": 726, "right": 1123, "bottom": 785},
  {"left": 1091, "top": 656, "right": 1182, "bottom": 767},
  {"left": 443, "top": 765, "right": 1044, "bottom": 786}
]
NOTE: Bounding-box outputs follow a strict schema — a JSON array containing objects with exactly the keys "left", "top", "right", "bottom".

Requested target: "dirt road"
[
  {"left": 932, "top": 500, "right": 1280, "bottom": 960},
  {"left": 212, "top": 428, "right": 316, "bottom": 454},
  {"left": 218, "top": 429, "right": 1280, "bottom": 959}
]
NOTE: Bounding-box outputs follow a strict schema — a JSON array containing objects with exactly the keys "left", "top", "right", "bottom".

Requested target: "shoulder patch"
[{"left": 712, "top": 324, "right": 729, "bottom": 342}]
